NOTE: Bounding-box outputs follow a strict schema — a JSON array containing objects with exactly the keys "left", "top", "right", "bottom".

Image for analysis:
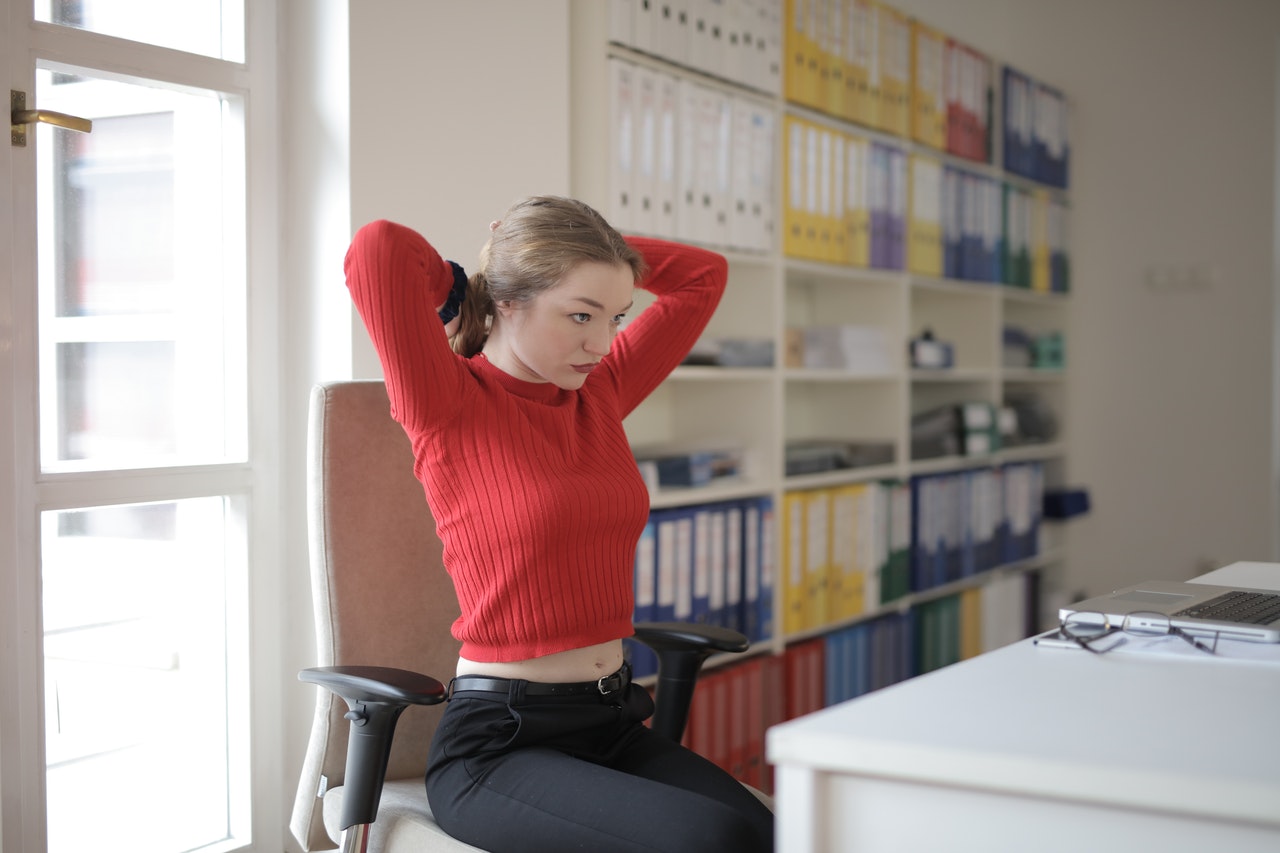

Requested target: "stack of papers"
[{"left": 1111, "top": 634, "right": 1280, "bottom": 664}]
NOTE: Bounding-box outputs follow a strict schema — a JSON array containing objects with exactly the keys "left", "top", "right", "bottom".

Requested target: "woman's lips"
[{"left": 572, "top": 363, "right": 598, "bottom": 374}]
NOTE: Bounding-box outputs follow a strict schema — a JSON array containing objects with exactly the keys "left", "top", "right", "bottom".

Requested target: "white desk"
[{"left": 766, "top": 562, "right": 1280, "bottom": 853}]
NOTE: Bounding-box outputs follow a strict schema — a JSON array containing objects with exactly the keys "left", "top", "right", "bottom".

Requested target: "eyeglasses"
[{"left": 1059, "top": 610, "right": 1218, "bottom": 655}]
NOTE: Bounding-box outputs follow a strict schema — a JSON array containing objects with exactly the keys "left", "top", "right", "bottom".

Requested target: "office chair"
[{"left": 291, "top": 380, "right": 758, "bottom": 852}]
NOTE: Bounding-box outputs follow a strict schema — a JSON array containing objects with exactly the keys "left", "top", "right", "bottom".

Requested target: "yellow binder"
[
  {"left": 826, "top": 0, "right": 847, "bottom": 118},
  {"left": 782, "top": 115, "right": 809, "bottom": 260},
  {"left": 845, "top": 131, "right": 870, "bottom": 268},
  {"left": 830, "top": 129, "right": 848, "bottom": 264},
  {"left": 1030, "top": 188, "right": 1051, "bottom": 292},
  {"left": 803, "top": 488, "right": 831, "bottom": 630},
  {"left": 784, "top": 0, "right": 823, "bottom": 110},
  {"left": 802, "top": 119, "right": 823, "bottom": 260},
  {"left": 845, "top": 0, "right": 875, "bottom": 127},
  {"left": 816, "top": 125, "right": 835, "bottom": 262},
  {"left": 830, "top": 483, "right": 870, "bottom": 621},
  {"left": 910, "top": 19, "right": 947, "bottom": 150},
  {"left": 907, "top": 153, "right": 943, "bottom": 277},
  {"left": 784, "top": 0, "right": 808, "bottom": 106},
  {"left": 875, "top": 2, "right": 911, "bottom": 137},
  {"left": 828, "top": 484, "right": 854, "bottom": 623},
  {"left": 781, "top": 490, "right": 809, "bottom": 635}
]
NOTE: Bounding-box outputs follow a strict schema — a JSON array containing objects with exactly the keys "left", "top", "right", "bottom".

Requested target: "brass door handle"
[{"left": 11, "top": 89, "right": 92, "bottom": 147}]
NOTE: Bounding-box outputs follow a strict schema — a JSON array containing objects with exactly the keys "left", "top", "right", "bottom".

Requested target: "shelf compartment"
[
  {"left": 910, "top": 376, "right": 997, "bottom": 416},
  {"left": 625, "top": 379, "right": 778, "bottom": 485},
  {"left": 909, "top": 284, "right": 1000, "bottom": 371},
  {"left": 784, "top": 379, "right": 903, "bottom": 473},
  {"left": 785, "top": 265, "right": 905, "bottom": 333}
]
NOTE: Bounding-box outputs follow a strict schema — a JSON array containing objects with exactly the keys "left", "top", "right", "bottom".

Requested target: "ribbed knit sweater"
[{"left": 345, "top": 220, "right": 727, "bottom": 662}]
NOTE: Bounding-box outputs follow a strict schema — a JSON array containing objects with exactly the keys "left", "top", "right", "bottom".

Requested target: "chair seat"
[
  {"left": 323, "top": 779, "right": 485, "bottom": 852},
  {"left": 323, "top": 776, "right": 775, "bottom": 851}
]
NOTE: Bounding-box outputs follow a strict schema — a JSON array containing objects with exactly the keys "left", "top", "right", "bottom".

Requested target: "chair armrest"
[
  {"left": 632, "top": 622, "right": 750, "bottom": 742},
  {"left": 299, "top": 666, "right": 446, "bottom": 832},
  {"left": 632, "top": 622, "right": 751, "bottom": 655},
  {"left": 300, "top": 665, "right": 446, "bottom": 705}
]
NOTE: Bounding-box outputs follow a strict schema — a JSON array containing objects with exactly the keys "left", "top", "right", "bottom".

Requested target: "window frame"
[{"left": 0, "top": 2, "right": 284, "bottom": 851}]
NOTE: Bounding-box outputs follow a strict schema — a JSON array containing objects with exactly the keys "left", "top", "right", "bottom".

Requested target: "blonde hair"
[{"left": 452, "top": 196, "right": 647, "bottom": 357}]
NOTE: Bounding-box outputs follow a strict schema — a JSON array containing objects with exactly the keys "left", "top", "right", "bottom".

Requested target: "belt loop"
[{"left": 508, "top": 677, "right": 526, "bottom": 703}]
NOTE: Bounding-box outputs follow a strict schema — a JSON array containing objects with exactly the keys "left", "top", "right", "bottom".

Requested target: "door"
[{"left": 1, "top": 2, "right": 281, "bottom": 851}]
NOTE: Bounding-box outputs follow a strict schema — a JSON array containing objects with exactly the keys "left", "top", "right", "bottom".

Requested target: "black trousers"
[{"left": 425, "top": 675, "right": 774, "bottom": 853}]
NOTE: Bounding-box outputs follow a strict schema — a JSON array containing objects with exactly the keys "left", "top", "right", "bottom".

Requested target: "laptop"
[{"left": 1059, "top": 580, "right": 1280, "bottom": 643}]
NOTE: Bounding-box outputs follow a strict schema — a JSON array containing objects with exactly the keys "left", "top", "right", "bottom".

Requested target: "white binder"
[
  {"left": 608, "top": 59, "right": 637, "bottom": 233},
  {"left": 633, "top": 66, "right": 659, "bottom": 235}
]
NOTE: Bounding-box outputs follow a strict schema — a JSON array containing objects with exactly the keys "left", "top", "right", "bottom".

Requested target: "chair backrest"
[{"left": 292, "top": 381, "right": 461, "bottom": 851}]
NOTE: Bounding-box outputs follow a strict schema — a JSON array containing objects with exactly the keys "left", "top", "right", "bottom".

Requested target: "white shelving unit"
[{"left": 569, "top": 0, "right": 1071, "bottom": 659}]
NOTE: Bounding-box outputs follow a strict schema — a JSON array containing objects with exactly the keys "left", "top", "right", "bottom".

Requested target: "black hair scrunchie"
[{"left": 438, "top": 261, "right": 469, "bottom": 324}]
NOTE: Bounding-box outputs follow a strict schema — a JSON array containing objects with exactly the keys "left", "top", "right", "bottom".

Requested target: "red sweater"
[{"left": 345, "top": 220, "right": 727, "bottom": 662}]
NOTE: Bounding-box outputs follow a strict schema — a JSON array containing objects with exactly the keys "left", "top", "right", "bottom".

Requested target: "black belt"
[{"left": 450, "top": 662, "right": 631, "bottom": 698}]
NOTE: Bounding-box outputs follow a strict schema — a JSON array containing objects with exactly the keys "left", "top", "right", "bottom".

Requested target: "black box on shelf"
[
  {"left": 909, "top": 330, "right": 955, "bottom": 369},
  {"left": 634, "top": 446, "right": 743, "bottom": 488},
  {"left": 784, "top": 439, "right": 894, "bottom": 476}
]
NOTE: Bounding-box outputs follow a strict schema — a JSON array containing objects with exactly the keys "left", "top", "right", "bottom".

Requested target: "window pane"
[
  {"left": 56, "top": 341, "right": 176, "bottom": 460},
  {"left": 42, "top": 498, "right": 248, "bottom": 853},
  {"left": 34, "top": 0, "right": 245, "bottom": 62},
  {"left": 55, "top": 111, "right": 176, "bottom": 318},
  {"left": 37, "top": 68, "right": 248, "bottom": 470}
]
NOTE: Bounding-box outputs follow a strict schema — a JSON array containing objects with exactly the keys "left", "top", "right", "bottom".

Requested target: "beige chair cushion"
[
  {"left": 323, "top": 780, "right": 484, "bottom": 852},
  {"left": 323, "top": 779, "right": 773, "bottom": 852},
  {"left": 292, "top": 382, "right": 462, "bottom": 850}
]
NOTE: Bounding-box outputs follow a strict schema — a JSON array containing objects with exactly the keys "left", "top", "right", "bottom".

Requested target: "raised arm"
[
  {"left": 344, "top": 219, "right": 469, "bottom": 433},
  {"left": 602, "top": 236, "right": 728, "bottom": 416}
]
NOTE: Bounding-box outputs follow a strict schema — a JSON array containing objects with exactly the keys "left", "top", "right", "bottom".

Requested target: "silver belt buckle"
[{"left": 597, "top": 672, "right": 621, "bottom": 695}]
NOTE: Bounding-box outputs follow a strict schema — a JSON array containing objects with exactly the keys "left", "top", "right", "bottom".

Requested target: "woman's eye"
[
  {"left": 570, "top": 312, "right": 591, "bottom": 324},
  {"left": 612, "top": 314, "right": 627, "bottom": 325}
]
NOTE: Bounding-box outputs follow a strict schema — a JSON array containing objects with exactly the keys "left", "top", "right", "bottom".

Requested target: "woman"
[{"left": 344, "top": 196, "right": 774, "bottom": 853}]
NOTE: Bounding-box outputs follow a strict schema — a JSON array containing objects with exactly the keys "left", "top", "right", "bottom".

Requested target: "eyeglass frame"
[{"left": 1058, "top": 610, "right": 1218, "bottom": 655}]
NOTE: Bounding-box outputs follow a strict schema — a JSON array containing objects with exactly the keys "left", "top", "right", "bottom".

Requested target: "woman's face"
[{"left": 490, "top": 261, "right": 635, "bottom": 390}]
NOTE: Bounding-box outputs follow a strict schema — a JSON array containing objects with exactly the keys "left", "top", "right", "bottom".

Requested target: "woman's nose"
[{"left": 586, "top": 326, "right": 613, "bottom": 356}]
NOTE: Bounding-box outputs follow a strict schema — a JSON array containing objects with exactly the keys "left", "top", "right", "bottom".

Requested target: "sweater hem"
[{"left": 457, "top": 621, "right": 636, "bottom": 664}]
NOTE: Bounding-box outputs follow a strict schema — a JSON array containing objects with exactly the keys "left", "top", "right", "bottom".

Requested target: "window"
[{"left": 2, "top": 2, "right": 280, "bottom": 851}]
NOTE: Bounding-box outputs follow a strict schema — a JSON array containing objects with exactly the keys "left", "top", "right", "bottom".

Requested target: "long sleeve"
[
  {"left": 342, "top": 225, "right": 724, "bottom": 663},
  {"left": 599, "top": 236, "right": 728, "bottom": 416},
  {"left": 344, "top": 219, "right": 469, "bottom": 434}
]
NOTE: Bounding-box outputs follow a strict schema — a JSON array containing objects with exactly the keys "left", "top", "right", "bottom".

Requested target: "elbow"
[
  {"left": 351, "top": 218, "right": 402, "bottom": 253},
  {"left": 705, "top": 251, "right": 728, "bottom": 302},
  {"left": 345, "top": 219, "right": 397, "bottom": 277}
]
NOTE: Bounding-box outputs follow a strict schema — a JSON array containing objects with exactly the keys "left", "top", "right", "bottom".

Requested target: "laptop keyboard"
[{"left": 1173, "top": 591, "right": 1280, "bottom": 625}]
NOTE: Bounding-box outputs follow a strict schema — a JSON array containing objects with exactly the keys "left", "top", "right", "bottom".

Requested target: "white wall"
[
  {"left": 280, "top": 2, "right": 352, "bottom": 848},
  {"left": 893, "top": 0, "right": 1280, "bottom": 597},
  {"left": 279, "top": 2, "right": 572, "bottom": 849},
  {"left": 347, "top": 0, "right": 575, "bottom": 376}
]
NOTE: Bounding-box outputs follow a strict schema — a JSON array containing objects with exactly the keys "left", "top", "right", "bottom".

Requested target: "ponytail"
[{"left": 451, "top": 271, "right": 494, "bottom": 357}]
